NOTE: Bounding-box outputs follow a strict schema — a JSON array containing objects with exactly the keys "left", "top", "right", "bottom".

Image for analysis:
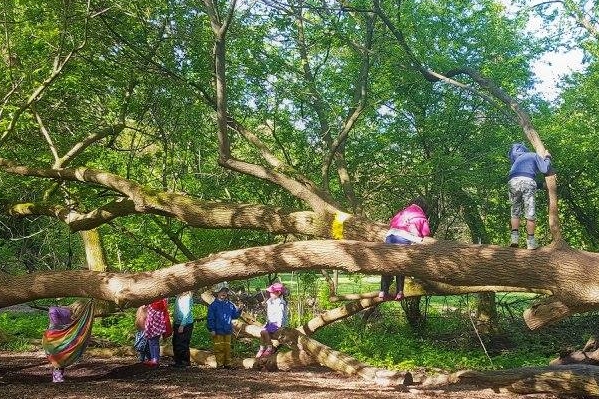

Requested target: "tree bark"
[
  {"left": 419, "top": 365, "right": 599, "bottom": 397},
  {"left": 1, "top": 240, "right": 597, "bottom": 330}
]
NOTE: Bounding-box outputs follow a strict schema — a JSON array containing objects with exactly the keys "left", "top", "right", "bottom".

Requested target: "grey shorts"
[{"left": 508, "top": 177, "right": 537, "bottom": 220}]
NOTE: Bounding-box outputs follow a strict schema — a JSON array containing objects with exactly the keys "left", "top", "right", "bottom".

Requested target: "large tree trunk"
[{"left": 1, "top": 240, "right": 598, "bottom": 329}]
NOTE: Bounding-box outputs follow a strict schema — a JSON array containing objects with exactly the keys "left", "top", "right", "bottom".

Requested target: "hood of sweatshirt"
[{"left": 508, "top": 143, "right": 528, "bottom": 163}]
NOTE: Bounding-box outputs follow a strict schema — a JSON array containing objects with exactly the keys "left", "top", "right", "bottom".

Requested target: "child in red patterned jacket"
[{"left": 143, "top": 298, "right": 172, "bottom": 367}]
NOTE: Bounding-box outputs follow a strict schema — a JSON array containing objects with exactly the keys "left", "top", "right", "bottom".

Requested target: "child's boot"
[{"left": 378, "top": 291, "right": 392, "bottom": 300}]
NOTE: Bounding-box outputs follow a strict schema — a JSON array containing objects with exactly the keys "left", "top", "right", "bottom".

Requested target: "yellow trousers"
[{"left": 212, "top": 334, "right": 232, "bottom": 367}]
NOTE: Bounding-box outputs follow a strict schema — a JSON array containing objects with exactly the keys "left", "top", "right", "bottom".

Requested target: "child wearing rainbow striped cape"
[{"left": 42, "top": 301, "right": 94, "bottom": 383}]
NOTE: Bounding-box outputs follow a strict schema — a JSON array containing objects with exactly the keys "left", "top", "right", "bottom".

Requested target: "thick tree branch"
[
  {"left": 0, "top": 164, "right": 387, "bottom": 240},
  {"left": 323, "top": 14, "right": 374, "bottom": 213},
  {"left": 292, "top": 3, "right": 368, "bottom": 211},
  {"left": 203, "top": 0, "right": 338, "bottom": 213},
  {"left": 0, "top": 240, "right": 596, "bottom": 329}
]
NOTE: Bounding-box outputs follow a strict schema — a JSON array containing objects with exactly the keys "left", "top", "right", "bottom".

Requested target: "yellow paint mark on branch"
[{"left": 331, "top": 212, "right": 350, "bottom": 240}]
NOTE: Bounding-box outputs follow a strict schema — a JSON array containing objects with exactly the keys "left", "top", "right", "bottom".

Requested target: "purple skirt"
[{"left": 264, "top": 322, "right": 280, "bottom": 333}]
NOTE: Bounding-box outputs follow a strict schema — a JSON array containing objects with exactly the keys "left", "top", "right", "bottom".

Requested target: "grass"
[{"left": 311, "top": 301, "right": 597, "bottom": 372}]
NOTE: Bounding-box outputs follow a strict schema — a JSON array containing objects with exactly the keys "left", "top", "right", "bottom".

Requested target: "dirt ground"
[{"left": 0, "top": 351, "right": 562, "bottom": 399}]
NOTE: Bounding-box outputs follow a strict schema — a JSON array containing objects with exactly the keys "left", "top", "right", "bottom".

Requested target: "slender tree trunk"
[
  {"left": 456, "top": 189, "right": 500, "bottom": 334},
  {"left": 402, "top": 295, "right": 423, "bottom": 328},
  {"left": 475, "top": 292, "right": 499, "bottom": 335},
  {"left": 80, "top": 228, "right": 108, "bottom": 271}
]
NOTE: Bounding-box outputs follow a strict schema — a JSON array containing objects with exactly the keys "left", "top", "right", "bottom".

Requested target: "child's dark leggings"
[
  {"left": 381, "top": 275, "right": 405, "bottom": 295},
  {"left": 172, "top": 322, "right": 194, "bottom": 365}
]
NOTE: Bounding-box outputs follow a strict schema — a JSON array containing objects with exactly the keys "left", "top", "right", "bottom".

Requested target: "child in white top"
[{"left": 255, "top": 282, "right": 288, "bottom": 358}]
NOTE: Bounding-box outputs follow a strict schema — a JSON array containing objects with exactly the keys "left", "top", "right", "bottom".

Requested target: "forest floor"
[{"left": 0, "top": 351, "right": 561, "bottom": 399}]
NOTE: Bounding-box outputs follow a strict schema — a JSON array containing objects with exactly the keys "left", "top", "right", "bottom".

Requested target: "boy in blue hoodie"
[
  {"left": 207, "top": 286, "right": 243, "bottom": 369},
  {"left": 507, "top": 143, "right": 552, "bottom": 249}
]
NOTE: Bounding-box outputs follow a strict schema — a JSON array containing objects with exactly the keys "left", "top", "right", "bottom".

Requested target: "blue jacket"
[
  {"left": 207, "top": 299, "right": 241, "bottom": 335},
  {"left": 508, "top": 143, "right": 551, "bottom": 180}
]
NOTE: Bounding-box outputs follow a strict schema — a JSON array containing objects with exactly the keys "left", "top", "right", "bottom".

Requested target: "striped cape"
[{"left": 42, "top": 300, "right": 94, "bottom": 368}]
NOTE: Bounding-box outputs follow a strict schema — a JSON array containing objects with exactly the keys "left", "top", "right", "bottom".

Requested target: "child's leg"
[
  {"left": 521, "top": 180, "right": 539, "bottom": 249},
  {"left": 212, "top": 334, "right": 225, "bottom": 367},
  {"left": 256, "top": 329, "right": 271, "bottom": 357},
  {"left": 262, "top": 330, "right": 277, "bottom": 356},
  {"left": 508, "top": 180, "right": 523, "bottom": 245},
  {"left": 223, "top": 334, "right": 232, "bottom": 367},
  {"left": 380, "top": 275, "right": 392, "bottom": 296},
  {"left": 390, "top": 241, "right": 410, "bottom": 300},
  {"left": 181, "top": 323, "right": 194, "bottom": 365},
  {"left": 395, "top": 275, "right": 405, "bottom": 293},
  {"left": 147, "top": 336, "right": 160, "bottom": 363},
  {"left": 380, "top": 235, "right": 397, "bottom": 297},
  {"left": 173, "top": 323, "right": 194, "bottom": 365},
  {"left": 395, "top": 275, "right": 405, "bottom": 300},
  {"left": 263, "top": 329, "right": 273, "bottom": 346},
  {"left": 172, "top": 323, "right": 182, "bottom": 364},
  {"left": 144, "top": 341, "right": 151, "bottom": 361}
]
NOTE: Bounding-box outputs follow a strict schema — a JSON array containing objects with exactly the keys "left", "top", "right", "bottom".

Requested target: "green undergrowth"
[
  {"left": 312, "top": 301, "right": 598, "bottom": 372},
  {"left": 0, "top": 297, "right": 596, "bottom": 373}
]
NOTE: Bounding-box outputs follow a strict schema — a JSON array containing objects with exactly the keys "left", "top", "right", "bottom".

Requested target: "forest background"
[{"left": 1, "top": 0, "right": 599, "bottom": 396}]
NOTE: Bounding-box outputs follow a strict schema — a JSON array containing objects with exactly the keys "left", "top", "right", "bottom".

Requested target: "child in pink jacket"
[{"left": 380, "top": 197, "right": 431, "bottom": 301}]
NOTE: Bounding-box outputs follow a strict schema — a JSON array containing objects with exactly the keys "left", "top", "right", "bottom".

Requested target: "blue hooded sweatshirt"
[
  {"left": 508, "top": 143, "right": 551, "bottom": 180},
  {"left": 207, "top": 298, "right": 241, "bottom": 335}
]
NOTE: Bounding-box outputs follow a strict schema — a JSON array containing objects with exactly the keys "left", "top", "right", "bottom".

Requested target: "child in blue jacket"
[{"left": 207, "top": 286, "right": 243, "bottom": 369}]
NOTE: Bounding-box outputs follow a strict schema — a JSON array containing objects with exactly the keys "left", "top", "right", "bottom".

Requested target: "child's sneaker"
[
  {"left": 526, "top": 236, "right": 538, "bottom": 250},
  {"left": 255, "top": 348, "right": 265, "bottom": 358},
  {"left": 143, "top": 359, "right": 159, "bottom": 367},
  {"left": 378, "top": 291, "right": 392, "bottom": 300},
  {"left": 52, "top": 369, "right": 64, "bottom": 383},
  {"left": 395, "top": 292, "right": 404, "bottom": 301},
  {"left": 510, "top": 231, "right": 519, "bottom": 247}
]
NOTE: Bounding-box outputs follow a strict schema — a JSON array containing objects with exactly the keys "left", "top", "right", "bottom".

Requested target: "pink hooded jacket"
[{"left": 388, "top": 204, "right": 430, "bottom": 241}]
